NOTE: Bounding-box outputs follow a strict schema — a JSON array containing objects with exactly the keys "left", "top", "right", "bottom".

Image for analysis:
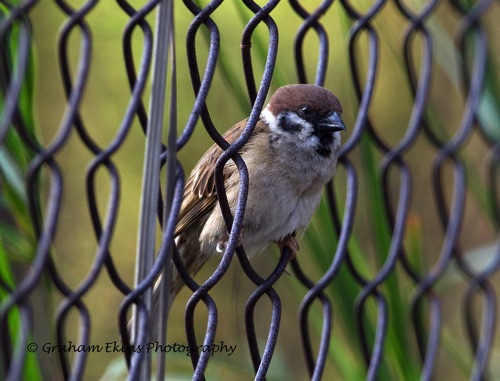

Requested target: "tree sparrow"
[{"left": 151, "top": 84, "right": 345, "bottom": 324}]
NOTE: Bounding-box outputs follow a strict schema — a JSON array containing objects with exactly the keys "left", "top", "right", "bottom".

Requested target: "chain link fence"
[{"left": 1, "top": 0, "right": 499, "bottom": 380}]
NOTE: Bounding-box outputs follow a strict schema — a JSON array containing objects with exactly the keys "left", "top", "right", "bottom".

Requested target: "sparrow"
[{"left": 149, "top": 84, "right": 345, "bottom": 330}]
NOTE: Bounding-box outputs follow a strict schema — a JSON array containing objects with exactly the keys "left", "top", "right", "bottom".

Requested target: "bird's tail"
[{"left": 128, "top": 225, "right": 210, "bottom": 341}]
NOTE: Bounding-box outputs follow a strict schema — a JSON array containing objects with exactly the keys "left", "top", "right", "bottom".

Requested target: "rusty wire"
[{"left": 1, "top": 0, "right": 499, "bottom": 380}]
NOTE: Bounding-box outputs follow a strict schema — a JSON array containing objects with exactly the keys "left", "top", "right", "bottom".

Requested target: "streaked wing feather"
[
  {"left": 175, "top": 118, "right": 267, "bottom": 237},
  {"left": 174, "top": 195, "right": 214, "bottom": 236}
]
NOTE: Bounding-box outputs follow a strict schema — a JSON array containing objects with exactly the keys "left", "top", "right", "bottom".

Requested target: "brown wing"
[{"left": 174, "top": 118, "right": 268, "bottom": 237}]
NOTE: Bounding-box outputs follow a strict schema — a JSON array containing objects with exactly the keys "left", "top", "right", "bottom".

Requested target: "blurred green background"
[{"left": 2, "top": 0, "right": 500, "bottom": 379}]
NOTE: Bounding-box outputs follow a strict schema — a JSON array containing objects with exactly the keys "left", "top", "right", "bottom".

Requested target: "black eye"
[
  {"left": 301, "top": 105, "right": 314, "bottom": 117},
  {"left": 301, "top": 106, "right": 312, "bottom": 115}
]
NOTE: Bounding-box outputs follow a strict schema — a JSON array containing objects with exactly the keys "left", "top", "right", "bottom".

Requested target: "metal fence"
[{"left": 1, "top": 0, "right": 499, "bottom": 380}]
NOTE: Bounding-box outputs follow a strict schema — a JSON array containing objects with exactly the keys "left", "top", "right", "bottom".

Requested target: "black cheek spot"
[{"left": 278, "top": 114, "right": 301, "bottom": 133}]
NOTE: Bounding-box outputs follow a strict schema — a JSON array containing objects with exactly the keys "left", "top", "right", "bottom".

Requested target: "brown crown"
[{"left": 267, "top": 84, "right": 343, "bottom": 117}]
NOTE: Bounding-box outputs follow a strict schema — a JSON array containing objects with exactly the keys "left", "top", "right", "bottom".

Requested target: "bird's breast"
[
  {"left": 199, "top": 133, "right": 338, "bottom": 258},
  {"left": 239, "top": 163, "right": 327, "bottom": 254}
]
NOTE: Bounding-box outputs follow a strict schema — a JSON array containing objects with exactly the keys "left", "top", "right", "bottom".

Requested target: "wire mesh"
[{"left": 1, "top": 0, "right": 499, "bottom": 380}]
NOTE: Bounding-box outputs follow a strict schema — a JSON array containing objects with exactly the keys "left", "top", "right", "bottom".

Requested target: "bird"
[{"left": 148, "top": 84, "right": 345, "bottom": 332}]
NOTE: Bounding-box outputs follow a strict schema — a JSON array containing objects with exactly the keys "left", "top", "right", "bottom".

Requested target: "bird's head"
[{"left": 261, "top": 84, "right": 346, "bottom": 157}]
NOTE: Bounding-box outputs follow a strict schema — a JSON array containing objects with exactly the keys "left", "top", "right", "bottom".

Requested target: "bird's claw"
[
  {"left": 216, "top": 228, "right": 244, "bottom": 253},
  {"left": 275, "top": 234, "right": 300, "bottom": 260}
]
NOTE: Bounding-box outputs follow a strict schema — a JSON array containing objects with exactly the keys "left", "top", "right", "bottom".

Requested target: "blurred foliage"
[{"left": 0, "top": 2, "right": 43, "bottom": 380}]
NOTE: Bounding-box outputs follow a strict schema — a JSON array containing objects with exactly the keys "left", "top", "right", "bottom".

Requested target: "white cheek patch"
[{"left": 261, "top": 107, "right": 279, "bottom": 132}]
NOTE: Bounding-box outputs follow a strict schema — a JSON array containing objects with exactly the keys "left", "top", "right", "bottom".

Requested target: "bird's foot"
[
  {"left": 275, "top": 234, "right": 300, "bottom": 260},
  {"left": 216, "top": 228, "right": 244, "bottom": 253}
]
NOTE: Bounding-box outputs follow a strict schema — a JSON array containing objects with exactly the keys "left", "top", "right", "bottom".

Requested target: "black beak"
[{"left": 316, "top": 112, "right": 346, "bottom": 133}]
